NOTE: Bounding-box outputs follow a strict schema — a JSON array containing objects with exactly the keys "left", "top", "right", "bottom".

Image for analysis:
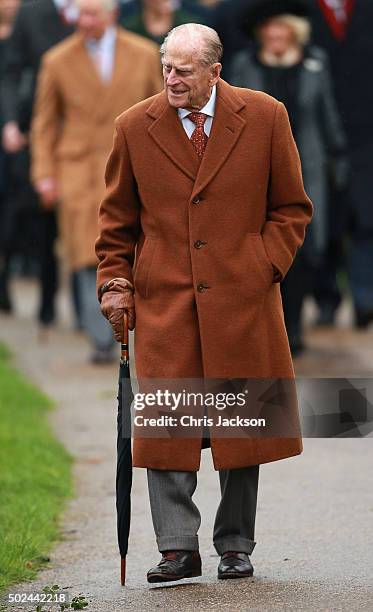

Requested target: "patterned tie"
[{"left": 188, "top": 112, "right": 208, "bottom": 159}]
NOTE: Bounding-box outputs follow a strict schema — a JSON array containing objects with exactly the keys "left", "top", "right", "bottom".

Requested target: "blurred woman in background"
[
  {"left": 230, "top": 0, "right": 348, "bottom": 355},
  {"left": 0, "top": 0, "right": 20, "bottom": 312}
]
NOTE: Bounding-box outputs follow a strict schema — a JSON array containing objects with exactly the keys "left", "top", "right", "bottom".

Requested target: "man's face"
[
  {"left": 257, "top": 18, "right": 296, "bottom": 56},
  {"left": 162, "top": 40, "right": 221, "bottom": 111},
  {"left": 77, "top": 0, "right": 116, "bottom": 40}
]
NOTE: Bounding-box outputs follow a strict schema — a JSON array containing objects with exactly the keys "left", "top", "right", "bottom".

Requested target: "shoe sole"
[
  {"left": 147, "top": 569, "right": 202, "bottom": 583},
  {"left": 218, "top": 570, "right": 254, "bottom": 580}
]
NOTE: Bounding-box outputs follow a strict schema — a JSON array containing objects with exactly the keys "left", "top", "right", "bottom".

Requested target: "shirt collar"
[
  {"left": 178, "top": 84, "right": 217, "bottom": 121},
  {"left": 85, "top": 26, "right": 117, "bottom": 52}
]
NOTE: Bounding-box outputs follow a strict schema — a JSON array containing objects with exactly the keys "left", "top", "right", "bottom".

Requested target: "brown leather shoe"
[
  {"left": 218, "top": 551, "right": 254, "bottom": 579},
  {"left": 147, "top": 550, "right": 202, "bottom": 583}
]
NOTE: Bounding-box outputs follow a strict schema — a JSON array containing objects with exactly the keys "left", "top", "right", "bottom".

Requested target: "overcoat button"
[
  {"left": 197, "top": 283, "right": 209, "bottom": 293},
  {"left": 192, "top": 196, "right": 201, "bottom": 204},
  {"left": 194, "top": 240, "right": 206, "bottom": 249}
]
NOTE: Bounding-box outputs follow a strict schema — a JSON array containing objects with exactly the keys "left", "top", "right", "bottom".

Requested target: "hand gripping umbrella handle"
[{"left": 120, "top": 312, "right": 129, "bottom": 366}]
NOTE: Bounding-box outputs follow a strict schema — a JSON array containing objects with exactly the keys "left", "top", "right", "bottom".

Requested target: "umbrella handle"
[
  {"left": 121, "top": 556, "right": 126, "bottom": 586},
  {"left": 121, "top": 312, "right": 129, "bottom": 365}
]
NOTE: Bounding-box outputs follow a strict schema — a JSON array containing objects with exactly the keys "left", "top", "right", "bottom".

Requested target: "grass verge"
[{"left": 0, "top": 343, "right": 72, "bottom": 592}]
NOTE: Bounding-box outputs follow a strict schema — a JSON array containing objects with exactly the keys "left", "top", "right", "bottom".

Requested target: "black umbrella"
[{"left": 116, "top": 315, "right": 134, "bottom": 586}]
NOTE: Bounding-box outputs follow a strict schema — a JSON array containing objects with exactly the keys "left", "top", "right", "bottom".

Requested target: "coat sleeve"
[
  {"left": 95, "top": 120, "right": 141, "bottom": 295},
  {"left": 262, "top": 101, "right": 313, "bottom": 282},
  {"left": 30, "top": 55, "right": 62, "bottom": 183}
]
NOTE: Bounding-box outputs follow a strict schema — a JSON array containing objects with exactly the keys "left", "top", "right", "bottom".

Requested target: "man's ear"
[{"left": 211, "top": 62, "right": 222, "bottom": 84}]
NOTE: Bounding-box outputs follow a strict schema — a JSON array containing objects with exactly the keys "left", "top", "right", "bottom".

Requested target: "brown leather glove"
[{"left": 100, "top": 278, "right": 135, "bottom": 341}]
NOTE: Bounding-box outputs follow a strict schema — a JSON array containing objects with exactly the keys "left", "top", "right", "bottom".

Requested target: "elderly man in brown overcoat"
[
  {"left": 30, "top": 0, "right": 162, "bottom": 362},
  {"left": 96, "top": 24, "right": 313, "bottom": 580}
]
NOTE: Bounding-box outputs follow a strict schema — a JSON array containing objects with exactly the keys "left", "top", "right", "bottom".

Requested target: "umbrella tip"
[{"left": 121, "top": 557, "right": 126, "bottom": 586}]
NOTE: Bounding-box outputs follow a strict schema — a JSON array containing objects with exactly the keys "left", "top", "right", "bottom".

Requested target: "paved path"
[{"left": 2, "top": 279, "right": 373, "bottom": 611}]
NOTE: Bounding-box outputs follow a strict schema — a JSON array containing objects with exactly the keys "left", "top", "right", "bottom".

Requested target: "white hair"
[
  {"left": 160, "top": 23, "right": 223, "bottom": 66},
  {"left": 258, "top": 14, "right": 311, "bottom": 47}
]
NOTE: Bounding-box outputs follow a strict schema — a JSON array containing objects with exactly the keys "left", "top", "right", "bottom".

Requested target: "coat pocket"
[
  {"left": 248, "top": 233, "right": 274, "bottom": 289},
  {"left": 134, "top": 236, "right": 158, "bottom": 299}
]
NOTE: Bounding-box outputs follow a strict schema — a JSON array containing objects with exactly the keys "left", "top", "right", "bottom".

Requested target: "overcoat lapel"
[
  {"left": 100, "top": 31, "right": 136, "bottom": 115},
  {"left": 192, "top": 80, "right": 246, "bottom": 198},
  {"left": 147, "top": 79, "right": 247, "bottom": 191},
  {"left": 147, "top": 93, "right": 200, "bottom": 181},
  {"left": 68, "top": 31, "right": 142, "bottom": 115},
  {"left": 68, "top": 33, "right": 103, "bottom": 95}
]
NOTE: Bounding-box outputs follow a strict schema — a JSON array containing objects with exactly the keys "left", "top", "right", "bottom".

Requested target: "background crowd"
[{"left": 0, "top": 0, "right": 372, "bottom": 363}]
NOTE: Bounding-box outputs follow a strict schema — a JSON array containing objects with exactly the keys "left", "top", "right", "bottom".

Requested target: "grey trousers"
[
  {"left": 75, "top": 266, "right": 114, "bottom": 351},
  {"left": 147, "top": 465, "right": 259, "bottom": 555}
]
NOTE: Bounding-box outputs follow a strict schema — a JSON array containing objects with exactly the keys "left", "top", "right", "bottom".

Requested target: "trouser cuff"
[
  {"left": 157, "top": 535, "right": 199, "bottom": 552},
  {"left": 214, "top": 536, "right": 256, "bottom": 556}
]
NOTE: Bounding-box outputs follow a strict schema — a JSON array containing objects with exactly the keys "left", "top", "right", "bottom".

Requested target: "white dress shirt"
[
  {"left": 178, "top": 85, "right": 217, "bottom": 138},
  {"left": 85, "top": 26, "right": 117, "bottom": 84}
]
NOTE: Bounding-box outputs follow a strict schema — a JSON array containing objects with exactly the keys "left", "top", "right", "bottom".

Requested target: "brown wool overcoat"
[
  {"left": 96, "top": 78, "right": 313, "bottom": 471},
  {"left": 31, "top": 28, "right": 163, "bottom": 270}
]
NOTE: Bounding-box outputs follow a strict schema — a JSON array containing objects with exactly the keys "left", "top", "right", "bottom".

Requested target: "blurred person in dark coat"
[
  {"left": 230, "top": 0, "right": 348, "bottom": 354},
  {"left": 182, "top": 0, "right": 217, "bottom": 21},
  {"left": 0, "top": 0, "right": 21, "bottom": 312},
  {"left": 213, "top": 0, "right": 257, "bottom": 78},
  {"left": 31, "top": 0, "right": 162, "bottom": 363},
  {"left": 0, "top": 0, "right": 21, "bottom": 168},
  {"left": 308, "top": 0, "right": 373, "bottom": 328},
  {"left": 0, "top": 0, "right": 75, "bottom": 323},
  {"left": 0, "top": 1, "right": 19, "bottom": 69},
  {"left": 121, "top": 0, "right": 202, "bottom": 46}
]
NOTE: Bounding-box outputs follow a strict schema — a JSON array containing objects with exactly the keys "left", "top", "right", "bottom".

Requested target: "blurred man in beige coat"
[{"left": 31, "top": 0, "right": 162, "bottom": 362}]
